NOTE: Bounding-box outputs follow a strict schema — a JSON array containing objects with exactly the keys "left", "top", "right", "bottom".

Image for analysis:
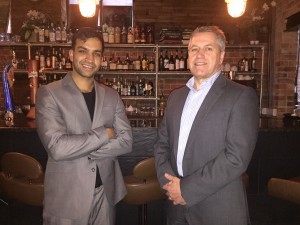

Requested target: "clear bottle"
[
  {"left": 164, "top": 51, "right": 169, "bottom": 71},
  {"left": 39, "top": 47, "right": 45, "bottom": 70},
  {"left": 179, "top": 50, "right": 185, "bottom": 71},
  {"left": 55, "top": 22, "right": 62, "bottom": 43},
  {"left": 175, "top": 50, "right": 180, "bottom": 70},
  {"left": 121, "top": 26, "right": 127, "bottom": 44},
  {"left": 168, "top": 51, "right": 175, "bottom": 71},
  {"left": 127, "top": 27, "right": 134, "bottom": 44},
  {"left": 49, "top": 22, "right": 56, "bottom": 43},
  {"left": 148, "top": 56, "right": 155, "bottom": 71},
  {"left": 44, "top": 23, "right": 50, "bottom": 42},
  {"left": 141, "top": 53, "right": 148, "bottom": 71},
  {"left": 61, "top": 21, "right": 67, "bottom": 43},
  {"left": 114, "top": 26, "right": 121, "bottom": 44},
  {"left": 38, "top": 24, "right": 45, "bottom": 43},
  {"left": 102, "top": 23, "right": 109, "bottom": 43}
]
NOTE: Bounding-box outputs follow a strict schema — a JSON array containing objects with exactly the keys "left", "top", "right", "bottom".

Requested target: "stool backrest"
[
  {"left": 133, "top": 157, "right": 156, "bottom": 180},
  {"left": 1, "top": 152, "right": 43, "bottom": 179}
]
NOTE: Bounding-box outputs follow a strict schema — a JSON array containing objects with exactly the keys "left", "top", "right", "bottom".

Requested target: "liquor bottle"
[
  {"left": 134, "top": 55, "right": 141, "bottom": 71},
  {"left": 138, "top": 78, "right": 145, "bottom": 96},
  {"left": 127, "top": 27, "right": 134, "bottom": 44},
  {"left": 147, "top": 25, "right": 154, "bottom": 44},
  {"left": 159, "top": 51, "right": 164, "bottom": 71},
  {"left": 116, "top": 57, "right": 123, "bottom": 70},
  {"left": 179, "top": 50, "right": 185, "bottom": 71},
  {"left": 249, "top": 50, "right": 257, "bottom": 72},
  {"left": 122, "top": 79, "right": 128, "bottom": 96},
  {"left": 134, "top": 25, "right": 140, "bottom": 44},
  {"left": 61, "top": 21, "right": 67, "bottom": 43},
  {"left": 38, "top": 24, "right": 45, "bottom": 43},
  {"left": 49, "top": 22, "right": 56, "bottom": 43},
  {"left": 147, "top": 79, "right": 154, "bottom": 96},
  {"left": 46, "top": 49, "right": 52, "bottom": 68},
  {"left": 60, "top": 48, "right": 66, "bottom": 69},
  {"left": 65, "top": 56, "right": 72, "bottom": 70},
  {"left": 164, "top": 51, "right": 169, "bottom": 71},
  {"left": 121, "top": 26, "right": 127, "bottom": 44},
  {"left": 115, "top": 26, "right": 121, "bottom": 44},
  {"left": 39, "top": 47, "right": 45, "bottom": 70},
  {"left": 168, "top": 51, "right": 175, "bottom": 71},
  {"left": 112, "top": 78, "right": 118, "bottom": 91},
  {"left": 51, "top": 48, "right": 57, "bottom": 69},
  {"left": 102, "top": 23, "right": 109, "bottom": 43},
  {"left": 141, "top": 53, "right": 148, "bottom": 71},
  {"left": 108, "top": 25, "right": 115, "bottom": 44},
  {"left": 109, "top": 54, "right": 116, "bottom": 70},
  {"left": 130, "top": 81, "right": 137, "bottom": 96},
  {"left": 44, "top": 23, "right": 50, "bottom": 42},
  {"left": 101, "top": 56, "right": 108, "bottom": 70},
  {"left": 55, "top": 22, "right": 62, "bottom": 43},
  {"left": 148, "top": 56, "right": 155, "bottom": 71},
  {"left": 124, "top": 54, "right": 130, "bottom": 70},
  {"left": 175, "top": 50, "right": 180, "bottom": 70},
  {"left": 34, "top": 49, "right": 40, "bottom": 62},
  {"left": 140, "top": 25, "right": 146, "bottom": 44}
]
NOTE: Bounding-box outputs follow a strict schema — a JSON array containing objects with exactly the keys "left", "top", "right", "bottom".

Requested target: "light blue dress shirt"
[{"left": 177, "top": 72, "right": 220, "bottom": 176}]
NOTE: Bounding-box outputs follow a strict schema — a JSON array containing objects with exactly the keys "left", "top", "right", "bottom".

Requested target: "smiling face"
[
  {"left": 69, "top": 37, "right": 102, "bottom": 81},
  {"left": 188, "top": 32, "right": 225, "bottom": 87}
]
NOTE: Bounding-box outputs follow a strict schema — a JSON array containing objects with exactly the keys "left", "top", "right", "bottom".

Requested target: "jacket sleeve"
[
  {"left": 36, "top": 85, "right": 110, "bottom": 161},
  {"left": 88, "top": 95, "right": 133, "bottom": 158}
]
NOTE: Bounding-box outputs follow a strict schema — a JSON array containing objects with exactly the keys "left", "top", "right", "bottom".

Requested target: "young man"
[
  {"left": 154, "top": 26, "right": 259, "bottom": 225},
  {"left": 36, "top": 27, "right": 132, "bottom": 225}
]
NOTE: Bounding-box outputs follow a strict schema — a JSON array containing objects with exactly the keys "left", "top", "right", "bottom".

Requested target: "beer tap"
[
  {"left": 26, "top": 60, "right": 39, "bottom": 119},
  {"left": 2, "top": 64, "right": 15, "bottom": 127}
]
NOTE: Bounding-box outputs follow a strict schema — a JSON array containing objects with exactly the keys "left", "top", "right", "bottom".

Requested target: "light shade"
[
  {"left": 79, "top": 0, "right": 97, "bottom": 17},
  {"left": 225, "top": 0, "right": 247, "bottom": 18}
]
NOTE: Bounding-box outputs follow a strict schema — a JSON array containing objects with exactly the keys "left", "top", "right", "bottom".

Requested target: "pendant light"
[
  {"left": 79, "top": 0, "right": 97, "bottom": 18},
  {"left": 225, "top": 0, "right": 247, "bottom": 18}
]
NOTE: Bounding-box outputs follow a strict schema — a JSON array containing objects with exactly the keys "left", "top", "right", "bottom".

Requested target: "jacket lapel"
[{"left": 92, "top": 82, "right": 105, "bottom": 129}]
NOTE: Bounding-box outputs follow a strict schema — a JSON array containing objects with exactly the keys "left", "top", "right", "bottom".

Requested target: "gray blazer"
[
  {"left": 155, "top": 74, "right": 259, "bottom": 225},
  {"left": 36, "top": 73, "right": 132, "bottom": 220}
]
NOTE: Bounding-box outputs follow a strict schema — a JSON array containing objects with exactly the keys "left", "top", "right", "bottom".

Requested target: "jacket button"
[{"left": 92, "top": 168, "right": 95, "bottom": 172}]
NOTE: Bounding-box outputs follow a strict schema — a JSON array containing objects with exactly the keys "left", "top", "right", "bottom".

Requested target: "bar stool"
[
  {"left": 268, "top": 176, "right": 300, "bottom": 205},
  {"left": 0, "top": 152, "right": 44, "bottom": 207},
  {"left": 122, "top": 157, "right": 166, "bottom": 225}
]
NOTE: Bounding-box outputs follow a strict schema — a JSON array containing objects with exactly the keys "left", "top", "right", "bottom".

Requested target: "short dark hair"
[
  {"left": 71, "top": 27, "right": 104, "bottom": 52},
  {"left": 190, "top": 26, "right": 226, "bottom": 52}
]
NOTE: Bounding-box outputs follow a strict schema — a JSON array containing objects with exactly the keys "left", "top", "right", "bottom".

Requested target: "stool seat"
[{"left": 123, "top": 175, "right": 165, "bottom": 205}]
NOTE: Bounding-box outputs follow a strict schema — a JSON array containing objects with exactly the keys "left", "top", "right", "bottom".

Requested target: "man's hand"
[
  {"left": 105, "top": 128, "right": 116, "bottom": 139},
  {"left": 163, "top": 173, "right": 186, "bottom": 205}
]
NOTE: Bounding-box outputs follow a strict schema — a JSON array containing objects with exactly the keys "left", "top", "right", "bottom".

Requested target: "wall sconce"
[
  {"left": 79, "top": 0, "right": 97, "bottom": 17},
  {"left": 225, "top": 0, "right": 247, "bottom": 18}
]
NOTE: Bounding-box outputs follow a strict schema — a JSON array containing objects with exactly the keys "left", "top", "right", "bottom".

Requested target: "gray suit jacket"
[
  {"left": 155, "top": 74, "right": 259, "bottom": 225},
  {"left": 36, "top": 73, "right": 132, "bottom": 220}
]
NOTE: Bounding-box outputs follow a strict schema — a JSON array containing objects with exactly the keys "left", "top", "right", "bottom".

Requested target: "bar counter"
[{"left": 1, "top": 114, "right": 300, "bottom": 194}]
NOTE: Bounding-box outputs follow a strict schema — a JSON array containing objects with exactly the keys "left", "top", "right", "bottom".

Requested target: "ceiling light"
[{"left": 225, "top": 0, "right": 247, "bottom": 18}]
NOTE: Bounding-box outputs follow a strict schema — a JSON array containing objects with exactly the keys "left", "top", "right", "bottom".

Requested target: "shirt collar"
[{"left": 186, "top": 71, "right": 221, "bottom": 92}]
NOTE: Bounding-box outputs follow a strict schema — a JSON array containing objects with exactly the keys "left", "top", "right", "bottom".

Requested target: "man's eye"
[
  {"left": 191, "top": 47, "right": 199, "bottom": 53},
  {"left": 94, "top": 53, "right": 102, "bottom": 57}
]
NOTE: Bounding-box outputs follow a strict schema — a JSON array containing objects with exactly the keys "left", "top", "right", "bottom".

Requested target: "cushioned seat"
[
  {"left": 123, "top": 157, "right": 165, "bottom": 225},
  {"left": 0, "top": 152, "right": 44, "bottom": 207},
  {"left": 268, "top": 177, "right": 300, "bottom": 205}
]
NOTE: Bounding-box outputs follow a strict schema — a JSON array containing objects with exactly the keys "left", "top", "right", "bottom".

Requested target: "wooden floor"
[{"left": 1, "top": 193, "right": 300, "bottom": 225}]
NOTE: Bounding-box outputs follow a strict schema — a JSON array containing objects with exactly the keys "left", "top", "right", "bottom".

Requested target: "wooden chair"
[
  {"left": 0, "top": 152, "right": 44, "bottom": 207},
  {"left": 123, "top": 157, "right": 166, "bottom": 225}
]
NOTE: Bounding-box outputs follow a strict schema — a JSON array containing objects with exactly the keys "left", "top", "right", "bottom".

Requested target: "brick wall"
[{"left": 272, "top": 0, "right": 300, "bottom": 125}]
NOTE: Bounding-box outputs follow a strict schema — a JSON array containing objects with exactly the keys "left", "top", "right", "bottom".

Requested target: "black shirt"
[{"left": 82, "top": 87, "right": 102, "bottom": 187}]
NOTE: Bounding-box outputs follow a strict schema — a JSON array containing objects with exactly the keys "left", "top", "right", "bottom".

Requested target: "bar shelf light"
[{"left": 225, "top": 0, "right": 247, "bottom": 18}]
